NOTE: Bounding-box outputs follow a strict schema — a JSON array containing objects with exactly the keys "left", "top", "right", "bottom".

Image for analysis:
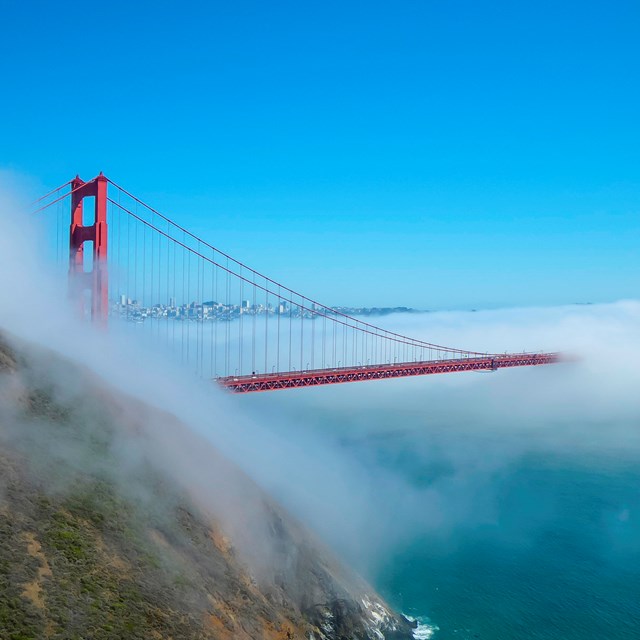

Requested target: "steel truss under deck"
[{"left": 218, "top": 353, "right": 560, "bottom": 393}]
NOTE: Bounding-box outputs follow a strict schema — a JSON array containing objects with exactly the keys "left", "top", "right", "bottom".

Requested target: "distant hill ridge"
[{"left": 331, "top": 306, "right": 420, "bottom": 317}]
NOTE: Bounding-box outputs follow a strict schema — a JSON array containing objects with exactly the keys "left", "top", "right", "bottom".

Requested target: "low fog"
[{"left": 1, "top": 170, "right": 639, "bottom": 583}]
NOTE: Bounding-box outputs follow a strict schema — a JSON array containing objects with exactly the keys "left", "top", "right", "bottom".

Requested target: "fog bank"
[{"left": 2, "top": 171, "right": 639, "bottom": 580}]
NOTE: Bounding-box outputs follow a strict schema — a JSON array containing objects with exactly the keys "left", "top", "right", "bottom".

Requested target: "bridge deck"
[
  {"left": 217, "top": 353, "right": 560, "bottom": 393},
  {"left": 34, "top": 178, "right": 563, "bottom": 392}
]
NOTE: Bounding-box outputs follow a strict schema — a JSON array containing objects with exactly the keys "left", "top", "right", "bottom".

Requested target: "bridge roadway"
[{"left": 217, "top": 352, "right": 561, "bottom": 393}]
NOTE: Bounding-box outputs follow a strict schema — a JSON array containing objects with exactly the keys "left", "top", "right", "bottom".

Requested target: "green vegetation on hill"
[{"left": 0, "top": 333, "right": 414, "bottom": 640}]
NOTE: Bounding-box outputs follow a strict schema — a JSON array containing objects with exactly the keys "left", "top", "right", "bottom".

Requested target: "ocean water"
[
  {"left": 372, "top": 445, "right": 640, "bottom": 640},
  {"left": 239, "top": 304, "right": 640, "bottom": 639},
  {"left": 245, "top": 351, "right": 640, "bottom": 640},
  {"left": 250, "top": 399, "right": 640, "bottom": 640}
]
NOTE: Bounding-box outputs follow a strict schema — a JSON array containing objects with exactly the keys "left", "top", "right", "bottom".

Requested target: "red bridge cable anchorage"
[
  {"left": 106, "top": 196, "right": 495, "bottom": 357},
  {"left": 105, "top": 181, "right": 490, "bottom": 357}
]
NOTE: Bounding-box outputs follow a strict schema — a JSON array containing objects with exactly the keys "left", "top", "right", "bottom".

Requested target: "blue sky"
[{"left": 1, "top": 0, "right": 638, "bottom": 309}]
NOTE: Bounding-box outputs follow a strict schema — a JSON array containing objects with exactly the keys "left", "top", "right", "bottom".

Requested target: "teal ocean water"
[
  {"left": 243, "top": 305, "right": 640, "bottom": 639},
  {"left": 248, "top": 391, "right": 640, "bottom": 639},
  {"left": 372, "top": 444, "right": 640, "bottom": 639}
]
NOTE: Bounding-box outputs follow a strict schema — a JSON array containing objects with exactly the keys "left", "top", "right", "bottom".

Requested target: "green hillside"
[{"left": 0, "top": 334, "right": 414, "bottom": 640}]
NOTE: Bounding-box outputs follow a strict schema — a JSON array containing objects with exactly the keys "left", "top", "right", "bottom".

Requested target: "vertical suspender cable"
[
  {"left": 239, "top": 267, "right": 243, "bottom": 376},
  {"left": 150, "top": 211, "right": 154, "bottom": 336},
  {"left": 182, "top": 233, "right": 186, "bottom": 363},
  {"left": 142, "top": 219, "right": 146, "bottom": 320},
  {"left": 277, "top": 285, "right": 281, "bottom": 373},
  {"left": 225, "top": 259, "right": 230, "bottom": 376},
  {"left": 214, "top": 249, "right": 218, "bottom": 378},
  {"left": 288, "top": 296, "right": 293, "bottom": 372},
  {"left": 252, "top": 271, "right": 256, "bottom": 373},
  {"left": 187, "top": 247, "right": 193, "bottom": 368},
  {"left": 264, "top": 280, "right": 269, "bottom": 375},
  {"left": 311, "top": 303, "right": 315, "bottom": 370},
  {"left": 300, "top": 295, "right": 304, "bottom": 372},
  {"left": 322, "top": 313, "right": 326, "bottom": 369}
]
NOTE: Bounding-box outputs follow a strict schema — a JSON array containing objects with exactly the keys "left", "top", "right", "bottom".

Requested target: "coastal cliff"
[{"left": 0, "top": 332, "right": 415, "bottom": 640}]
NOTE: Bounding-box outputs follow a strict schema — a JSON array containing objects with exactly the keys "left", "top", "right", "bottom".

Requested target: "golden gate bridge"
[{"left": 33, "top": 174, "right": 559, "bottom": 392}]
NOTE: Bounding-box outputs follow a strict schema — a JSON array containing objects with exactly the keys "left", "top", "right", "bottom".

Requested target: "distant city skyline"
[
  {"left": 3, "top": 1, "right": 639, "bottom": 309},
  {"left": 111, "top": 294, "right": 419, "bottom": 323}
]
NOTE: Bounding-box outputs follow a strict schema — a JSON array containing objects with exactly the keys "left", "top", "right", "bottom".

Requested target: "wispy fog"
[
  {"left": 236, "top": 299, "right": 640, "bottom": 567},
  {"left": 1, "top": 171, "right": 639, "bottom": 583}
]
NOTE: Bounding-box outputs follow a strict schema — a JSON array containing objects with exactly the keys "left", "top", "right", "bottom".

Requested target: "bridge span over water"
[{"left": 34, "top": 174, "right": 559, "bottom": 392}]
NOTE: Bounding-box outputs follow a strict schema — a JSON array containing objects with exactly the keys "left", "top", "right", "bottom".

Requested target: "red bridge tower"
[{"left": 69, "top": 173, "right": 108, "bottom": 322}]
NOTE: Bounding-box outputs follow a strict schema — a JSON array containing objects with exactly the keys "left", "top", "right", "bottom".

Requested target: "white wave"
[{"left": 404, "top": 614, "right": 438, "bottom": 639}]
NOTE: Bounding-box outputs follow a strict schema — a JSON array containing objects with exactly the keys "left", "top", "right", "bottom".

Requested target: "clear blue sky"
[{"left": 1, "top": 0, "right": 638, "bottom": 309}]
